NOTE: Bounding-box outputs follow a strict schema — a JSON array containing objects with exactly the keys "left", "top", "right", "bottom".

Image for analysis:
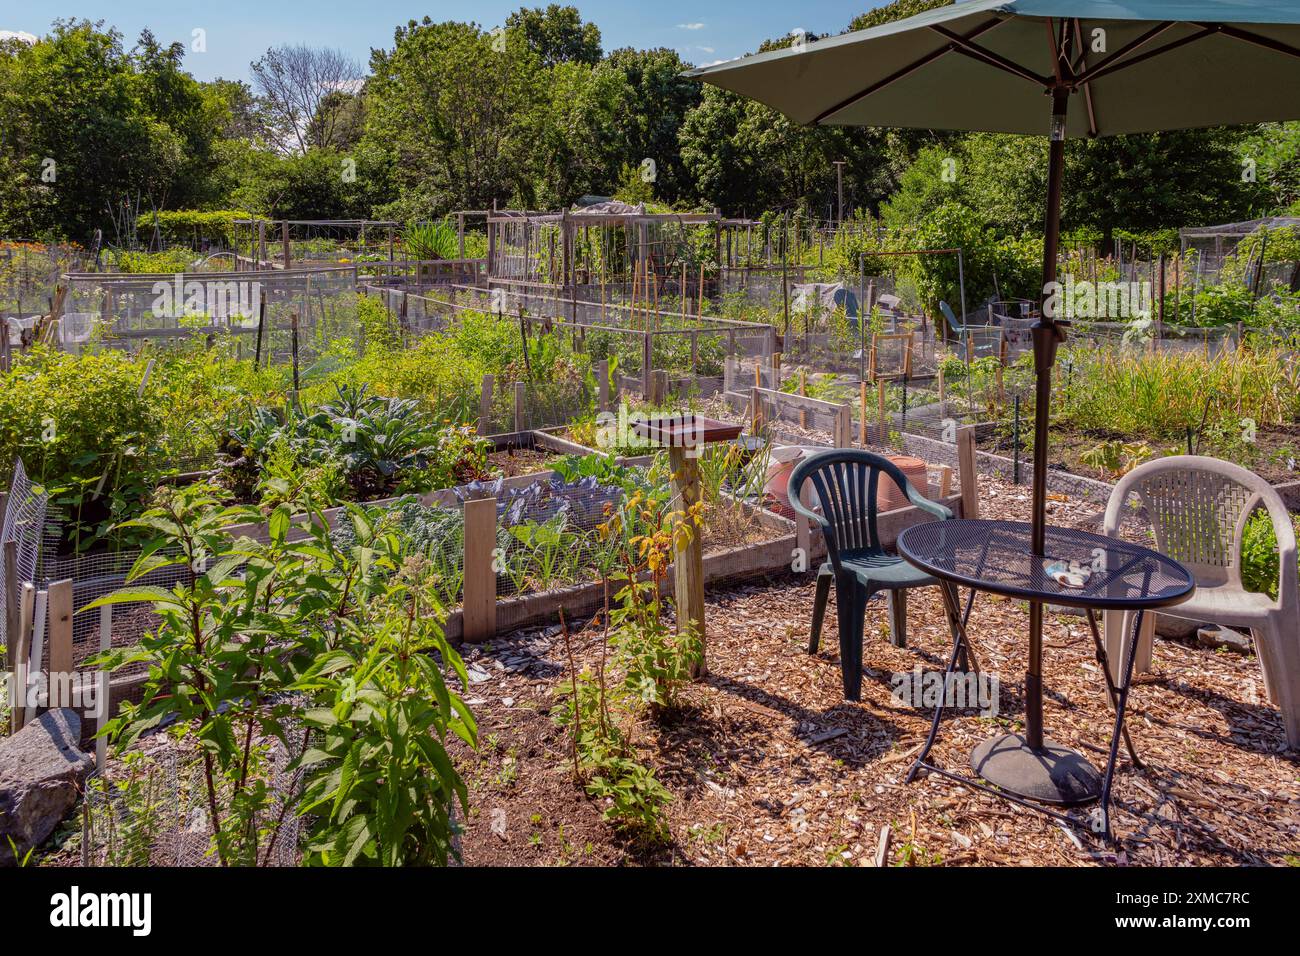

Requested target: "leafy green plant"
[
  {"left": 403, "top": 219, "right": 459, "bottom": 261},
  {"left": 1079, "top": 440, "right": 1153, "bottom": 479},
  {"left": 293, "top": 553, "right": 475, "bottom": 866},
  {"left": 0, "top": 347, "right": 164, "bottom": 551},
  {"left": 91, "top": 482, "right": 477, "bottom": 867},
  {"left": 1240, "top": 509, "right": 1300, "bottom": 599}
]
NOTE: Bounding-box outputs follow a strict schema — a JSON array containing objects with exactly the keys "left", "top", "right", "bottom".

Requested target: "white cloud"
[
  {"left": 677, "top": 23, "right": 706, "bottom": 31},
  {"left": 0, "top": 30, "right": 37, "bottom": 44},
  {"left": 696, "top": 46, "right": 714, "bottom": 53}
]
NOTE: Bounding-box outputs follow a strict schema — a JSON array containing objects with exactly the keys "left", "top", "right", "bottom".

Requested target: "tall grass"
[{"left": 1057, "top": 345, "right": 1300, "bottom": 439}]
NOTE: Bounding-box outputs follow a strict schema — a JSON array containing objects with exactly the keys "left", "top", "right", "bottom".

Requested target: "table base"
[
  {"left": 969, "top": 733, "right": 1101, "bottom": 805},
  {"left": 905, "top": 583, "right": 1147, "bottom": 843}
]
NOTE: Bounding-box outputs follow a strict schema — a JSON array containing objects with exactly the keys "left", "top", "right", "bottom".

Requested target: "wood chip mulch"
[{"left": 450, "top": 473, "right": 1300, "bottom": 867}]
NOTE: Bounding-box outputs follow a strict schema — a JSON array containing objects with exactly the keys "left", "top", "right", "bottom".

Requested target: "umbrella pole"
[
  {"left": 971, "top": 85, "right": 1100, "bottom": 808},
  {"left": 1025, "top": 86, "right": 1071, "bottom": 752}
]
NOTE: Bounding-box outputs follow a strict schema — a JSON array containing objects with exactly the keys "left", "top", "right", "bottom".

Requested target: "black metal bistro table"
[{"left": 895, "top": 519, "right": 1194, "bottom": 841}]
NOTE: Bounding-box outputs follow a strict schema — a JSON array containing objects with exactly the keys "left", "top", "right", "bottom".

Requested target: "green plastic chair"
[{"left": 787, "top": 450, "right": 952, "bottom": 700}]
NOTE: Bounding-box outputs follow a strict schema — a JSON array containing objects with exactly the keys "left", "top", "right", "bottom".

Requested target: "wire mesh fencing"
[{"left": 81, "top": 726, "right": 303, "bottom": 867}]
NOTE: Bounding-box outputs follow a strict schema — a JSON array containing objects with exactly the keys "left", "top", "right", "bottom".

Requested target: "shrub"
[
  {"left": 0, "top": 348, "right": 163, "bottom": 549},
  {"left": 93, "top": 484, "right": 476, "bottom": 867},
  {"left": 133, "top": 209, "right": 263, "bottom": 248},
  {"left": 1240, "top": 510, "right": 1300, "bottom": 599}
]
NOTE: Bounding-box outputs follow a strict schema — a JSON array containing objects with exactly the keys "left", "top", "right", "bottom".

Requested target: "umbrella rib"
[
  {"left": 1072, "top": 19, "right": 1099, "bottom": 137},
  {"left": 930, "top": 24, "right": 1050, "bottom": 87},
  {"left": 1073, "top": 24, "right": 1211, "bottom": 86},
  {"left": 809, "top": 17, "right": 1003, "bottom": 125},
  {"left": 1206, "top": 23, "right": 1300, "bottom": 61}
]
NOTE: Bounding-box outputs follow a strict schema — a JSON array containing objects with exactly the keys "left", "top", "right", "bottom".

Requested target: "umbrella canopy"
[
  {"left": 688, "top": 0, "right": 1300, "bottom": 800},
  {"left": 687, "top": 0, "right": 1300, "bottom": 136}
]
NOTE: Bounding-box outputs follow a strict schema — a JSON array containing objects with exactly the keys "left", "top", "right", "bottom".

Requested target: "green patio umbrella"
[{"left": 689, "top": 0, "right": 1300, "bottom": 803}]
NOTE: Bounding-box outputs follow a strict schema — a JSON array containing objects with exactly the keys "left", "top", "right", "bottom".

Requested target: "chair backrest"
[
  {"left": 787, "top": 450, "right": 949, "bottom": 572},
  {"left": 938, "top": 300, "right": 961, "bottom": 333},
  {"left": 1104, "top": 455, "right": 1297, "bottom": 606}
]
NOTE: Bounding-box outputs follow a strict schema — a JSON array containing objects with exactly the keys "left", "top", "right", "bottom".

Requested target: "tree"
[
  {"left": 250, "top": 44, "right": 365, "bottom": 154},
  {"left": 603, "top": 48, "right": 701, "bottom": 207},
  {"left": 0, "top": 20, "right": 220, "bottom": 241},
  {"left": 363, "top": 19, "right": 546, "bottom": 218},
  {"left": 505, "top": 5, "right": 601, "bottom": 67},
  {"left": 530, "top": 60, "right": 625, "bottom": 208}
]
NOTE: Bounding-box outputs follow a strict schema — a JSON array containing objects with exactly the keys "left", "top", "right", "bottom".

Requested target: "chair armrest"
[
  {"left": 786, "top": 478, "right": 827, "bottom": 531},
  {"left": 904, "top": 482, "right": 952, "bottom": 520}
]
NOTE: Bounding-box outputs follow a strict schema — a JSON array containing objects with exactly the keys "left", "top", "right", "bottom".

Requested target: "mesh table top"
[{"left": 897, "top": 519, "right": 1195, "bottom": 611}]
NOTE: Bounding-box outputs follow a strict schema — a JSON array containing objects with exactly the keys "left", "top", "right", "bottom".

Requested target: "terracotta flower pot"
[{"left": 877, "top": 455, "right": 929, "bottom": 512}]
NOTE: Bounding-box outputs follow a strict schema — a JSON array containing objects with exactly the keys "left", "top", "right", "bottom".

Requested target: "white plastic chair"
[{"left": 1103, "top": 455, "right": 1300, "bottom": 748}]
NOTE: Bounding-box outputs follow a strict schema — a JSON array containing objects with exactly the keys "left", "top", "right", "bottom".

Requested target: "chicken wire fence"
[
  {"left": 57, "top": 267, "right": 360, "bottom": 367},
  {"left": 81, "top": 722, "right": 303, "bottom": 867},
  {"left": 2, "top": 460, "right": 188, "bottom": 684},
  {"left": 1, "top": 241, "right": 93, "bottom": 316}
]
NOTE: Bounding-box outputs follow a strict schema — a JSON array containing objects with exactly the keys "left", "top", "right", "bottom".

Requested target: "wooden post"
[
  {"left": 956, "top": 425, "right": 979, "bottom": 519},
  {"left": 668, "top": 446, "right": 706, "bottom": 678},
  {"left": 514, "top": 380, "right": 526, "bottom": 433},
  {"left": 14, "top": 583, "right": 34, "bottom": 730},
  {"left": 652, "top": 369, "right": 669, "bottom": 406},
  {"left": 859, "top": 381, "right": 868, "bottom": 446},
  {"left": 462, "top": 498, "right": 497, "bottom": 643},
  {"left": 281, "top": 220, "right": 290, "bottom": 269},
  {"left": 937, "top": 366, "right": 945, "bottom": 405},
  {"left": 835, "top": 403, "right": 852, "bottom": 449},
  {"left": 258, "top": 220, "right": 267, "bottom": 267},
  {"left": 798, "top": 370, "right": 808, "bottom": 428},
  {"left": 478, "top": 373, "right": 494, "bottom": 436},
  {"left": 97, "top": 604, "right": 111, "bottom": 767},
  {"left": 750, "top": 385, "right": 761, "bottom": 434},
  {"left": 290, "top": 312, "right": 300, "bottom": 394},
  {"left": 938, "top": 464, "right": 953, "bottom": 498},
  {"left": 642, "top": 330, "right": 653, "bottom": 397},
  {"left": 597, "top": 359, "right": 610, "bottom": 412},
  {"left": 47, "top": 579, "right": 72, "bottom": 678},
  {"left": 878, "top": 380, "right": 887, "bottom": 444}
]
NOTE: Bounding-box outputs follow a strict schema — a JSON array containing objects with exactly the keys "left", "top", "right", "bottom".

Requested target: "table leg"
[
  {"left": 1085, "top": 609, "right": 1141, "bottom": 767},
  {"left": 1096, "top": 609, "right": 1145, "bottom": 844},
  {"left": 906, "top": 581, "right": 976, "bottom": 784}
]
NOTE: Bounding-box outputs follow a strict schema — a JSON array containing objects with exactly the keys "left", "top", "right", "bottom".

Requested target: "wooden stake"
[
  {"left": 478, "top": 373, "right": 494, "bottom": 436},
  {"left": 956, "top": 425, "right": 978, "bottom": 519},
  {"left": 14, "top": 583, "right": 34, "bottom": 730},
  {"left": 47, "top": 578, "right": 73, "bottom": 678},
  {"left": 669, "top": 445, "right": 706, "bottom": 679},
  {"left": 878, "top": 380, "right": 887, "bottom": 445},
  {"left": 850, "top": 381, "right": 864, "bottom": 447},
  {"left": 799, "top": 370, "right": 808, "bottom": 428},
  {"left": 462, "top": 497, "right": 498, "bottom": 643},
  {"left": 97, "top": 604, "right": 111, "bottom": 767}
]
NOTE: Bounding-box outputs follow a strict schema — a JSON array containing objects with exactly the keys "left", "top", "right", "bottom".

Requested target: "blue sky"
[{"left": 3, "top": 2, "right": 884, "bottom": 81}]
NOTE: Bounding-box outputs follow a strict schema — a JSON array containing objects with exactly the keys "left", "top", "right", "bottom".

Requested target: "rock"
[
  {"left": 1196, "top": 624, "right": 1254, "bottom": 654},
  {"left": 0, "top": 709, "right": 93, "bottom": 865},
  {"left": 1155, "top": 614, "right": 1199, "bottom": 639}
]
